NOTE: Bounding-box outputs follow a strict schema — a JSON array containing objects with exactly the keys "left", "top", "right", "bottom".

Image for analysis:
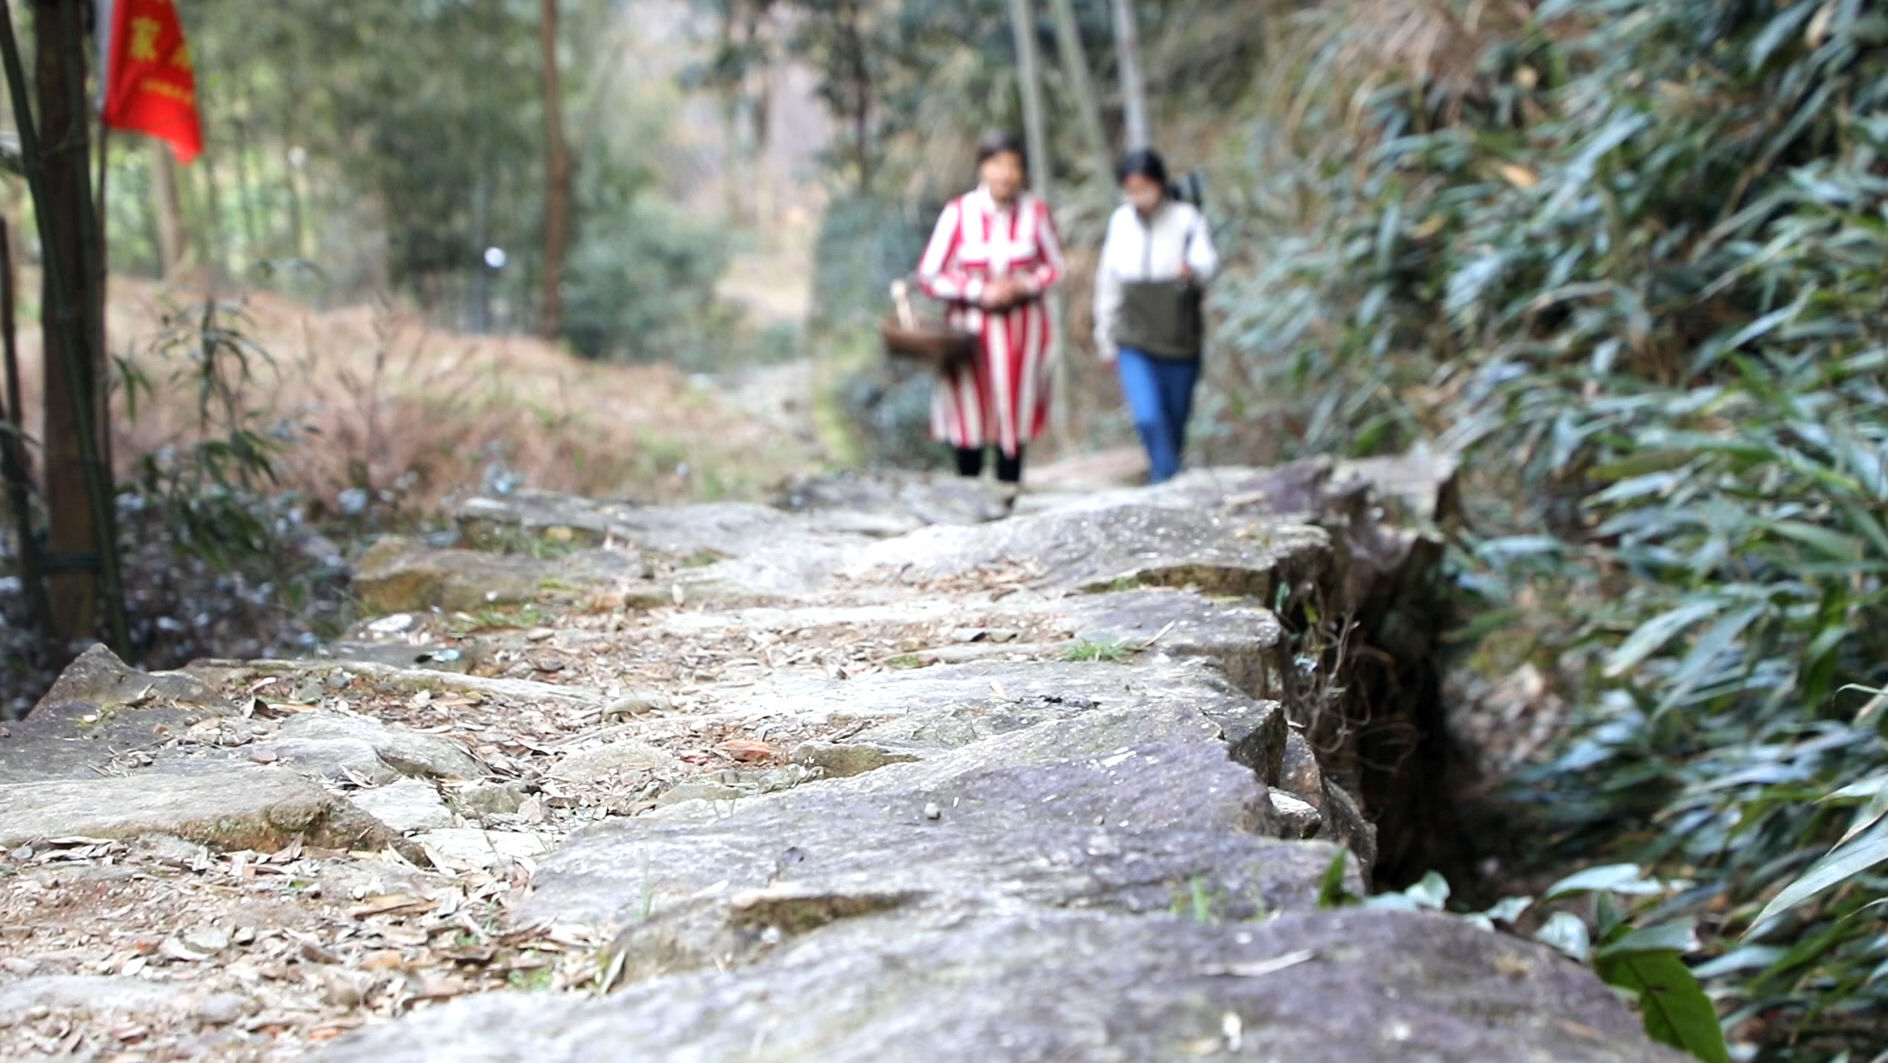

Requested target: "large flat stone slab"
[
  {"left": 0, "top": 646, "right": 240, "bottom": 784},
  {"left": 240, "top": 711, "right": 485, "bottom": 784},
  {"left": 848, "top": 504, "right": 1330, "bottom": 597},
  {"left": 689, "top": 659, "right": 1287, "bottom": 780},
  {"left": 459, "top": 493, "right": 804, "bottom": 560},
  {"left": 190, "top": 657, "right": 603, "bottom": 708},
  {"left": 315, "top": 907, "right": 1690, "bottom": 1063},
  {"left": 353, "top": 536, "right": 644, "bottom": 615},
  {"left": 774, "top": 469, "right": 1009, "bottom": 532},
  {"left": 520, "top": 721, "right": 1320, "bottom": 943},
  {"left": 0, "top": 768, "right": 397, "bottom": 853},
  {"left": 1056, "top": 588, "right": 1286, "bottom": 699}
]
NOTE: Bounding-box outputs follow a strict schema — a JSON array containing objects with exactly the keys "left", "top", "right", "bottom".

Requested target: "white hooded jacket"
[{"left": 1092, "top": 199, "right": 1219, "bottom": 360}]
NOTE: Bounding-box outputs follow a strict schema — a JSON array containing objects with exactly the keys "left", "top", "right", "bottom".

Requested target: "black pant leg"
[
  {"left": 954, "top": 446, "right": 985, "bottom": 478},
  {"left": 996, "top": 445, "right": 1025, "bottom": 485}
]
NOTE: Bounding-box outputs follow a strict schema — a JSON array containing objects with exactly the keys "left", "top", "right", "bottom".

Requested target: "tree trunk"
[
  {"left": 716, "top": 0, "right": 742, "bottom": 223},
  {"left": 748, "top": 8, "right": 774, "bottom": 226},
  {"left": 0, "top": 223, "right": 50, "bottom": 639},
  {"left": 1109, "top": 0, "right": 1150, "bottom": 150},
  {"left": 35, "top": 0, "right": 106, "bottom": 645},
  {"left": 1008, "top": 0, "right": 1068, "bottom": 446},
  {"left": 1046, "top": 0, "right": 1111, "bottom": 181},
  {"left": 840, "top": 1, "right": 872, "bottom": 195},
  {"left": 151, "top": 141, "right": 188, "bottom": 277},
  {"left": 232, "top": 79, "right": 262, "bottom": 262},
  {"left": 199, "top": 145, "right": 229, "bottom": 282},
  {"left": 538, "top": 0, "right": 572, "bottom": 340}
]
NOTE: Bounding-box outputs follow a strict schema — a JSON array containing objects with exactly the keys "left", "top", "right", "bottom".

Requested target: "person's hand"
[
  {"left": 1178, "top": 263, "right": 1194, "bottom": 283},
  {"left": 980, "top": 277, "right": 1020, "bottom": 310}
]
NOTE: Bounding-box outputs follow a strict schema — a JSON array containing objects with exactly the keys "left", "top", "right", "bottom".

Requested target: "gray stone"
[
  {"left": 848, "top": 503, "right": 1331, "bottom": 598},
  {"left": 412, "top": 828, "right": 553, "bottom": 870},
  {"left": 1319, "top": 779, "right": 1379, "bottom": 879},
  {"left": 1282, "top": 729, "right": 1324, "bottom": 802},
  {"left": 0, "top": 768, "right": 397, "bottom": 853},
  {"left": 519, "top": 719, "right": 1318, "bottom": 972},
  {"left": 350, "top": 778, "right": 454, "bottom": 833},
  {"left": 787, "top": 741, "right": 917, "bottom": 779},
  {"left": 352, "top": 535, "right": 643, "bottom": 615},
  {"left": 459, "top": 493, "right": 799, "bottom": 560},
  {"left": 0, "top": 646, "right": 241, "bottom": 784},
  {"left": 193, "top": 992, "right": 254, "bottom": 1027},
  {"left": 603, "top": 691, "right": 672, "bottom": 719},
  {"left": 243, "top": 713, "right": 484, "bottom": 784},
  {"left": 0, "top": 975, "right": 191, "bottom": 1023},
  {"left": 652, "top": 780, "right": 746, "bottom": 807},
  {"left": 1336, "top": 448, "right": 1461, "bottom": 527},
  {"left": 707, "top": 659, "right": 1276, "bottom": 765},
  {"left": 194, "top": 658, "right": 601, "bottom": 709},
  {"left": 774, "top": 470, "right": 1009, "bottom": 530},
  {"left": 1269, "top": 792, "right": 1322, "bottom": 838},
  {"left": 313, "top": 908, "right": 1690, "bottom": 1063},
  {"left": 548, "top": 741, "right": 683, "bottom": 784},
  {"left": 1059, "top": 589, "right": 1286, "bottom": 700},
  {"left": 452, "top": 780, "right": 529, "bottom": 818}
]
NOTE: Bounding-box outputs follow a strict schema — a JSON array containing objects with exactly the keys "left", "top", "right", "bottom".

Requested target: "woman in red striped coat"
[{"left": 916, "top": 132, "right": 1066, "bottom": 497}]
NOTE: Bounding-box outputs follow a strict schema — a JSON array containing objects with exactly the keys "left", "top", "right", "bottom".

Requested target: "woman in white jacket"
[{"left": 1093, "top": 149, "right": 1219, "bottom": 483}]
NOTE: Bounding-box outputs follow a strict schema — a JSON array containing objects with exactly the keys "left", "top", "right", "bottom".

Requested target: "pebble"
[
  {"left": 323, "top": 976, "right": 363, "bottom": 1008},
  {"left": 923, "top": 802, "right": 942, "bottom": 821},
  {"left": 185, "top": 927, "right": 232, "bottom": 954},
  {"left": 519, "top": 795, "right": 548, "bottom": 824},
  {"left": 604, "top": 692, "right": 670, "bottom": 719},
  {"left": 194, "top": 993, "right": 252, "bottom": 1027},
  {"left": 366, "top": 614, "right": 415, "bottom": 636}
]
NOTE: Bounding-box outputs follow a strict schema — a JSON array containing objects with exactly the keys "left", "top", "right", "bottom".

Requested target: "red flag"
[{"left": 101, "top": 0, "right": 203, "bottom": 163}]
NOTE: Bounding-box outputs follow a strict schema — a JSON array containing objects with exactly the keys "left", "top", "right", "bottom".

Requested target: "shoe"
[{"left": 997, "top": 483, "right": 1022, "bottom": 514}]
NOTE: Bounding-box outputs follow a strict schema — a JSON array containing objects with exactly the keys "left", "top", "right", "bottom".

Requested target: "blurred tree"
[{"left": 539, "top": 0, "right": 572, "bottom": 339}]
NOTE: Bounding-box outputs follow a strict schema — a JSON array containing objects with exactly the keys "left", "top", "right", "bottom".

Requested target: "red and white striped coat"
[{"left": 916, "top": 187, "right": 1066, "bottom": 456}]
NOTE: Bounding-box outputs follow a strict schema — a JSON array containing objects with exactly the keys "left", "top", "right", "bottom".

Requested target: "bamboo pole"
[
  {"left": 0, "top": 222, "right": 51, "bottom": 636},
  {"left": 0, "top": 0, "right": 130, "bottom": 654},
  {"left": 1008, "top": 0, "right": 1070, "bottom": 450},
  {"left": 1046, "top": 0, "right": 1111, "bottom": 181},
  {"left": 1110, "top": 0, "right": 1150, "bottom": 150}
]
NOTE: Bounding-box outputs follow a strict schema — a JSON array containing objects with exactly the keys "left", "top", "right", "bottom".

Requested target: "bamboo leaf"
[
  {"left": 1751, "top": 818, "right": 1888, "bottom": 930},
  {"left": 1594, "top": 950, "right": 1730, "bottom": 1063},
  {"left": 1605, "top": 601, "right": 1724, "bottom": 679}
]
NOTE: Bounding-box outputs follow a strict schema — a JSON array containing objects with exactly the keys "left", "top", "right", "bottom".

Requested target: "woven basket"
[{"left": 882, "top": 279, "right": 977, "bottom": 370}]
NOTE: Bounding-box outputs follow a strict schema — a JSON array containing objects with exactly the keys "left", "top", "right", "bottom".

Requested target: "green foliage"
[
  {"left": 149, "top": 0, "right": 739, "bottom": 356},
  {"left": 1203, "top": 0, "right": 1888, "bottom": 1056},
  {"left": 1316, "top": 848, "right": 1355, "bottom": 910},
  {"left": 1364, "top": 864, "right": 1728, "bottom": 1063},
  {"left": 562, "top": 192, "right": 734, "bottom": 365},
  {"left": 118, "top": 302, "right": 286, "bottom": 567}
]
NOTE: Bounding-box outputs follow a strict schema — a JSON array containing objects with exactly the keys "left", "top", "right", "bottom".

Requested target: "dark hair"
[
  {"left": 977, "top": 131, "right": 1028, "bottom": 171},
  {"left": 1116, "top": 148, "right": 1170, "bottom": 189}
]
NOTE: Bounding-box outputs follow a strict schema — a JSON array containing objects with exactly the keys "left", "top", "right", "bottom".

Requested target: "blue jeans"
[{"left": 1116, "top": 348, "right": 1200, "bottom": 483}]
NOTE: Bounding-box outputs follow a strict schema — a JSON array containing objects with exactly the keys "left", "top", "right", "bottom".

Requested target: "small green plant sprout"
[
  {"left": 1316, "top": 850, "right": 1357, "bottom": 910},
  {"left": 1060, "top": 638, "right": 1134, "bottom": 663},
  {"left": 505, "top": 956, "right": 555, "bottom": 991},
  {"left": 1174, "top": 875, "right": 1226, "bottom": 923}
]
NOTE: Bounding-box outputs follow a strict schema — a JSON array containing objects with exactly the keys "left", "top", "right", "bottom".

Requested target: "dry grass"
[{"left": 15, "top": 276, "right": 825, "bottom": 518}]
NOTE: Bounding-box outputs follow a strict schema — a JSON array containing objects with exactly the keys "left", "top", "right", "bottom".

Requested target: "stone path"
[{"left": 0, "top": 460, "right": 1687, "bottom": 1061}]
